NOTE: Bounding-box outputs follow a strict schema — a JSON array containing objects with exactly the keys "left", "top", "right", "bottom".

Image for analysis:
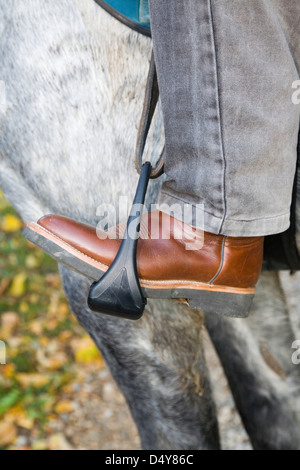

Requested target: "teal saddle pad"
[{"left": 95, "top": 0, "right": 151, "bottom": 36}]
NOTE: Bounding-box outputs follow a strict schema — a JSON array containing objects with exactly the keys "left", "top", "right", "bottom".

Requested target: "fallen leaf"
[
  {"left": 29, "top": 294, "right": 39, "bottom": 304},
  {"left": 61, "top": 383, "right": 75, "bottom": 394},
  {"left": 39, "top": 337, "right": 49, "bottom": 347},
  {"left": 58, "top": 331, "right": 73, "bottom": 343},
  {"left": 9, "top": 272, "right": 27, "bottom": 297},
  {"left": 2, "top": 364, "right": 15, "bottom": 379},
  {"left": 25, "top": 254, "right": 40, "bottom": 269},
  {"left": 54, "top": 401, "right": 74, "bottom": 414},
  {"left": 7, "top": 337, "right": 23, "bottom": 348},
  {"left": 4, "top": 405, "right": 34, "bottom": 430},
  {"left": 0, "top": 278, "right": 10, "bottom": 296},
  {"left": 0, "top": 312, "right": 20, "bottom": 338},
  {"left": 36, "top": 349, "right": 68, "bottom": 370},
  {"left": 58, "top": 303, "right": 69, "bottom": 318},
  {"left": 46, "top": 355, "right": 68, "bottom": 371},
  {"left": 28, "top": 320, "right": 43, "bottom": 335},
  {"left": 47, "top": 433, "right": 73, "bottom": 451},
  {"left": 16, "top": 373, "right": 50, "bottom": 388},
  {"left": 19, "top": 302, "right": 29, "bottom": 313},
  {"left": 31, "top": 440, "right": 47, "bottom": 451},
  {"left": 1, "top": 214, "right": 23, "bottom": 232},
  {"left": 4, "top": 404, "right": 24, "bottom": 421},
  {"left": 46, "top": 319, "right": 59, "bottom": 331},
  {"left": 17, "top": 416, "right": 35, "bottom": 430},
  {"left": 0, "top": 421, "right": 17, "bottom": 447},
  {"left": 72, "top": 337, "right": 103, "bottom": 365}
]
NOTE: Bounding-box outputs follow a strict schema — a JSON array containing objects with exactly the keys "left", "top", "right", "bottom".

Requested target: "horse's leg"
[
  {"left": 60, "top": 266, "right": 220, "bottom": 450},
  {"left": 205, "top": 271, "right": 300, "bottom": 450}
]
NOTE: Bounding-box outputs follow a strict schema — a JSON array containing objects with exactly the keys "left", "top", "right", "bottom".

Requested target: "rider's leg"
[
  {"left": 23, "top": 1, "right": 300, "bottom": 317},
  {"left": 149, "top": 0, "right": 300, "bottom": 236}
]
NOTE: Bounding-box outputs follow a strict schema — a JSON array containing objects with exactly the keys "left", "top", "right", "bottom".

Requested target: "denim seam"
[
  {"left": 159, "top": 189, "right": 220, "bottom": 218},
  {"left": 160, "top": 189, "right": 290, "bottom": 223},
  {"left": 269, "top": 1, "right": 300, "bottom": 78},
  {"left": 208, "top": 0, "right": 227, "bottom": 234},
  {"left": 224, "top": 212, "right": 290, "bottom": 222}
]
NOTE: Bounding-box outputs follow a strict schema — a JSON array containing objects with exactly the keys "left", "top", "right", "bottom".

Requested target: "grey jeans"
[{"left": 149, "top": 0, "right": 300, "bottom": 236}]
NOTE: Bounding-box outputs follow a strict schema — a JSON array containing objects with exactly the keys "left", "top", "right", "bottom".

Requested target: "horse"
[{"left": 1, "top": 0, "right": 300, "bottom": 449}]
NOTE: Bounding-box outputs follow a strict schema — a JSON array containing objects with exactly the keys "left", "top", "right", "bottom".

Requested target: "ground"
[{"left": 0, "top": 190, "right": 251, "bottom": 450}]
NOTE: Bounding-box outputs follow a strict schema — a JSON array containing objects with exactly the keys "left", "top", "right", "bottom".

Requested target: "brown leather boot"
[{"left": 23, "top": 210, "right": 264, "bottom": 317}]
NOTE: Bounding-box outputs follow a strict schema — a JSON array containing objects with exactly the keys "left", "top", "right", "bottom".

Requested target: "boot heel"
[{"left": 187, "top": 290, "right": 254, "bottom": 318}]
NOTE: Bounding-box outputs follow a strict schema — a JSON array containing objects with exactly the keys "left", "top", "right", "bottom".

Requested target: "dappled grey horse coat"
[{"left": 1, "top": 0, "right": 300, "bottom": 449}]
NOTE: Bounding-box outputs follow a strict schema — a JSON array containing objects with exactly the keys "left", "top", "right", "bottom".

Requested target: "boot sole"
[{"left": 23, "top": 223, "right": 255, "bottom": 318}]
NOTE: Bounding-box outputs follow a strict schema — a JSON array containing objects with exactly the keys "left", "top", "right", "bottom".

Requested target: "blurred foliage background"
[
  {"left": 0, "top": 190, "right": 105, "bottom": 450},
  {"left": 0, "top": 189, "right": 254, "bottom": 450}
]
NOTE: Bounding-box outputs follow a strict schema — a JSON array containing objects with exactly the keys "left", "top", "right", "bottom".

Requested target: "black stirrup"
[
  {"left": 88, "top": 161, "right": 151, "bottom": 320},
  {"left": 88, "top": 54, "right": 163, "bottom": 320}
]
